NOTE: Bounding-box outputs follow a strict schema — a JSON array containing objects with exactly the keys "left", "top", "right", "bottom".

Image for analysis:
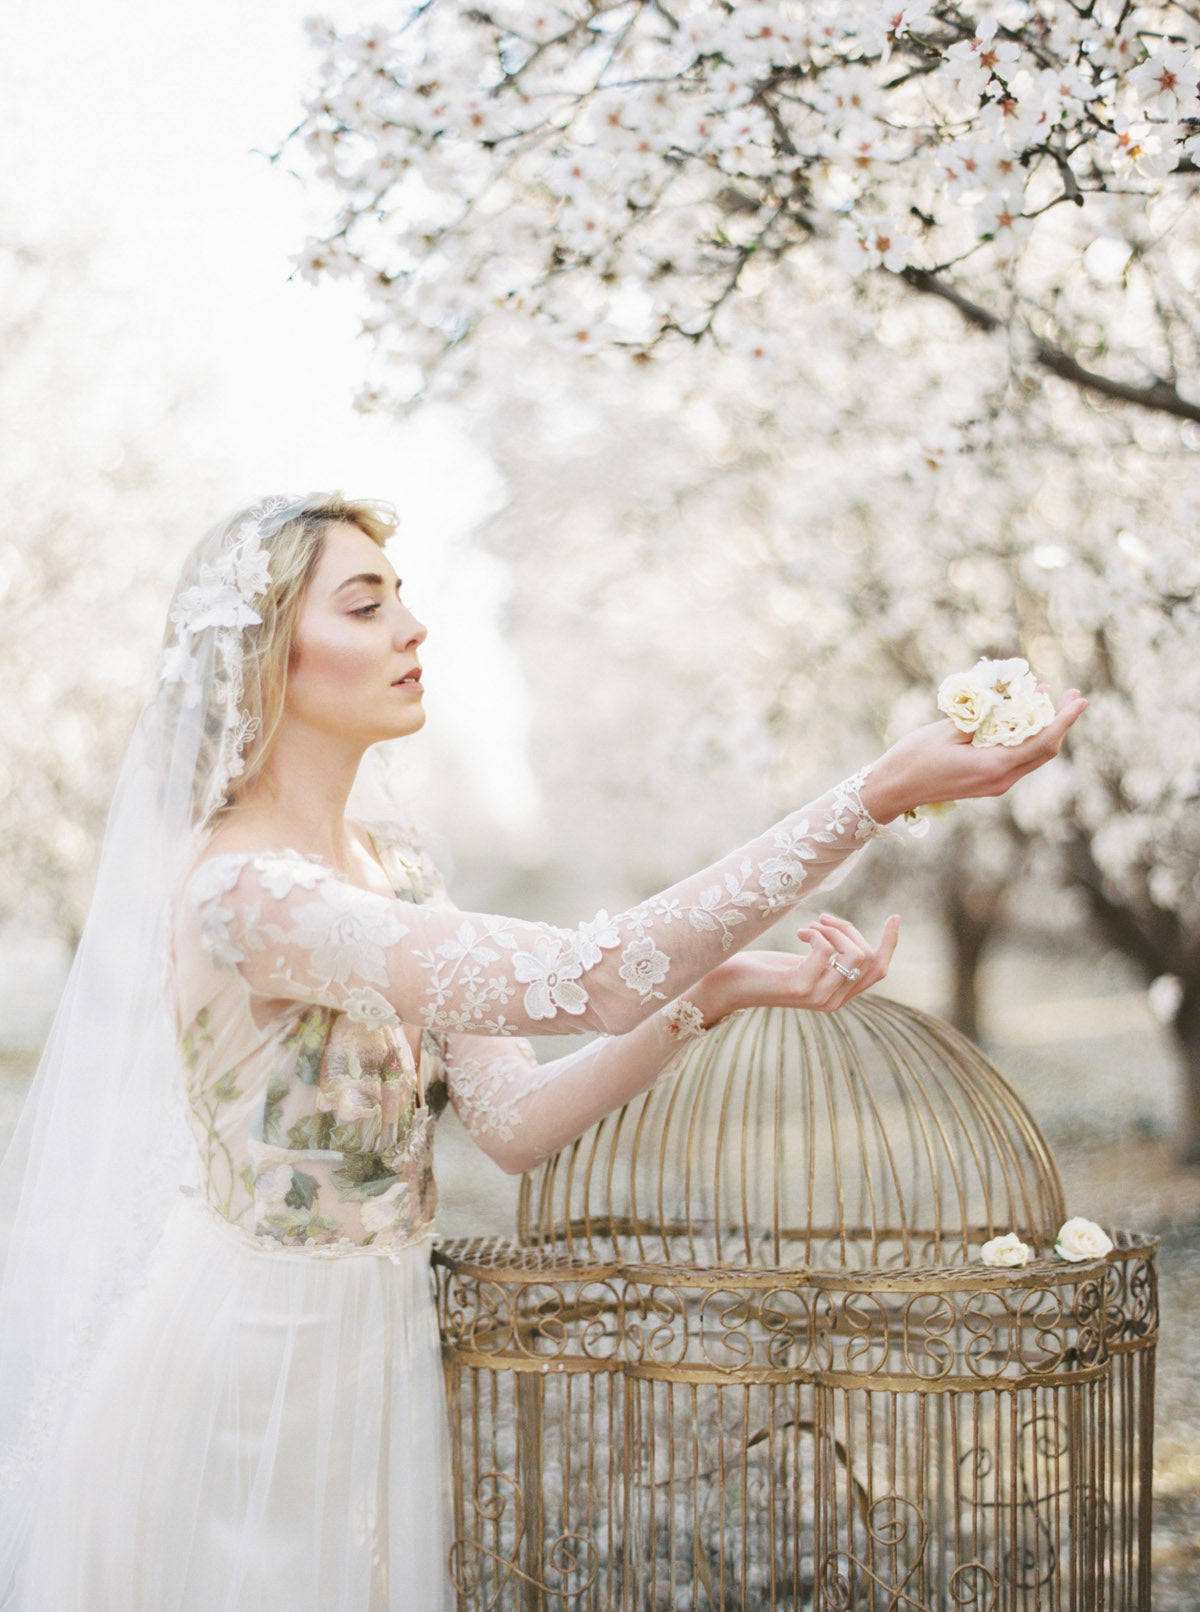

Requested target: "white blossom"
[
  {"left": 1054, "top": 1218, "right": 1114, "bottom": 1262},
  {"left": 286, "top": 0, "right": 1197, "bottom": 399},
  {"left": 980, "top": 1231, "right": 1031, "bottom": 1267},
  {"left": 1129, "top": 43, "right": 1199, "bottom": 119}
]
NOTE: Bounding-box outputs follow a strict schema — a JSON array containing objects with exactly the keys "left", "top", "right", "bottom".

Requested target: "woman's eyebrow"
[{"left": 333, "top": 571, "right": 387, "bottom": 593}]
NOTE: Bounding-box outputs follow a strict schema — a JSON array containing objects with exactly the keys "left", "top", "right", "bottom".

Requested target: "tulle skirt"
[{"left": 18, "top": 1201, "right": 454, "bottom": 1612}]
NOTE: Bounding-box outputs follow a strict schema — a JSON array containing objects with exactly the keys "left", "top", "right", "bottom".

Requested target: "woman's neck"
[{"left": 224, "top": 722, "right": 369, "bottom": 869}]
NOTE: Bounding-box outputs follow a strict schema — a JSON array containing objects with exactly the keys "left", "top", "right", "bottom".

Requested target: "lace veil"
[{"left": 0, "top": 493, "right": 348, "bottom": 1600}]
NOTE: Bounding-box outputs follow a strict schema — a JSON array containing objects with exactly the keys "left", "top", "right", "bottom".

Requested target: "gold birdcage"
[{"left": 434, "top": 997, "right": 1157, "bottom": 1610}]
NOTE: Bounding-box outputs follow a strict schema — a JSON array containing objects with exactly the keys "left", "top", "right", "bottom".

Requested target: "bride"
[{"left": 0, "top": 493, "right": 1085, "bottom": 1611}]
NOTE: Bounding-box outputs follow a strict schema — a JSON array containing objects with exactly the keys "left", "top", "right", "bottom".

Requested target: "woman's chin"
[{"left": 385, "top": 706, "right": 427, "bottom": 741}]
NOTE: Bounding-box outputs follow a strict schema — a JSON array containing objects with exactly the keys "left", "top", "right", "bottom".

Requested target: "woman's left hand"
[{"left": 687, "top": 911, "right": 901, "bottom": 1024}]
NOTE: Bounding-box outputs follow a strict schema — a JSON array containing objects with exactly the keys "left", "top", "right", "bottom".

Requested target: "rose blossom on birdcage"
[
  {"left": 980, "top": 1231, "right": 1031, "bottom": 1267},
  {"left": 1055, "top": 1216, "right": 1115, "bottom": 1262}
]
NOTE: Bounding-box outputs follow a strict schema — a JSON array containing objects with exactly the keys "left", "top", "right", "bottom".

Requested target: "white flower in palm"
[{"left": 936, "top": 656, "right": 1054, "bottom": 747}]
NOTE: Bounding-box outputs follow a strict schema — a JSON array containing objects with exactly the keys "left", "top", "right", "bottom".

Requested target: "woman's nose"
[{"left": 396, "top": 606, "right": 427, "bottom": 648}]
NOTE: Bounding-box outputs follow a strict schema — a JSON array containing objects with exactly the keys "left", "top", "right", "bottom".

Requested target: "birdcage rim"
[
  {"left": 433, "top": 1238, "right": 1129, "bottom": 1296},
  {"left": 617, "top": 1252, "right": 1117, "bottom": 1293},
  {"left": 433, "top": 1236, "right": 620, "bottom": 1280}
]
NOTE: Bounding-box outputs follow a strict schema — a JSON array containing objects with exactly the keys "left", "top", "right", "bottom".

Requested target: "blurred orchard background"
[{"left": 3, "top": 0, "right": 1200, "bottom": 1597}]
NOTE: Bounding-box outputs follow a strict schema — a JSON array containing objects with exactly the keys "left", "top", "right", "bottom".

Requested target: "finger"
[
  {"left": 1047, "top": 689, "right": 1088, "bottom": 743},
  {"left": 1031, "top": 690, "right": 1087, "bottom": 753},
  {"left": 831, "top": 912, "right": 901, "bottom": 991},
  {"left": 1010, "top": 695, "right": 1088, "bottom": 777},
  {"left": 809, "top": 923, "right": 872, "bottom": 972},
  {"left": 819, "top": 944, "right": 871, "bottom": 1004},
  {"left": 870, "top": 913, "right": 902, "bottom": 980},
  {"left": 813, "top": 913, "right": 879, "bottom": 974},
  {"left": 803, "top": 931, "right": 847, "bottom": 1005},
  {"left": 847, "top": 917, "right": 899, "bottom": 990},
  {"left": 813, "top": 913, "right": 869, "bottom": 948}
]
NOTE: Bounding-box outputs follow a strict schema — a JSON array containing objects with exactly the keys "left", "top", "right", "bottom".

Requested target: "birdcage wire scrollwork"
[{"left": 435, "top": 996, "right": 1157, "bottom": 1610}]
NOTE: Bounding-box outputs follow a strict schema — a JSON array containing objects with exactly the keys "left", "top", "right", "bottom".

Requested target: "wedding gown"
[{"left": 11, "top": 776, "right": 878, "bottom": 1612}]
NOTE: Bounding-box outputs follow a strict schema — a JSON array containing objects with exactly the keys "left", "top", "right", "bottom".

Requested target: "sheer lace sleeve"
[
  {"left": 442, "top": 1011, "right": 703, "bottom": 1173},
  {"left": 183, "top": 771, "right": 882, "bottom": 1044},
  {"left": 367, "top": 826, "right": 722, "bottom": 1172}
]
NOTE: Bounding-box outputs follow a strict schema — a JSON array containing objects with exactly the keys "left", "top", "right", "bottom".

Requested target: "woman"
[{"left": 0, "top": 494, "right": 1085, "bottom": 1611}]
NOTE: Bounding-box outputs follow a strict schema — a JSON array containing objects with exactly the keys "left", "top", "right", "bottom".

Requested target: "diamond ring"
[{"left": 830, "top": 957, "right": 861, "bottom": 983}]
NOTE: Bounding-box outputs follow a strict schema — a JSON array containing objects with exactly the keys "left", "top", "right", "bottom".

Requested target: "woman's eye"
[{"left": 351, "top": 602, "right": 381, "bottom": 618}]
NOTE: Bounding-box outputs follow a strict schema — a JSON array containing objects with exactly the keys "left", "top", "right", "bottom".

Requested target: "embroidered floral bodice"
[{"left": 172, "top": 775, "right": 880, "bottom": 1255}]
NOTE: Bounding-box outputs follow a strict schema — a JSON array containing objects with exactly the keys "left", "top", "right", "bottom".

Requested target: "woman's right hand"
[{"left": 860, "top": 688, "right": 1088, "bottom": 825}]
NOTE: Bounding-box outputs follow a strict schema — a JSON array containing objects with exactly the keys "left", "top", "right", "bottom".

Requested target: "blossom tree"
[
  {"left": 290, "top": 0, "right": 1199, "bottom": 419},
  {"left": 286, "top": 0, "right": 1200, "bottom": 1157},
  {"left": 0, "top": 231, "right": 223, "bottom": 946},
  {"left": 403, "top": 271, "right": 1200, "bottom": 1150}
]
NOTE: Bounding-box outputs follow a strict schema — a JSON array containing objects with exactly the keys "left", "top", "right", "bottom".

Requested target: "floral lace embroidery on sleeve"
[{"left": 185, "top": 772, "right": 881, "bottom": 1039}]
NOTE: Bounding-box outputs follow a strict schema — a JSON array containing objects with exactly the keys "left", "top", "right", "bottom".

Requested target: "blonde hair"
[
  {"left": 167, "top": 492, "right": 397, "bottom": 825},
  {"left": 233, "top": 494, "right": 396, "bottom": 802}
]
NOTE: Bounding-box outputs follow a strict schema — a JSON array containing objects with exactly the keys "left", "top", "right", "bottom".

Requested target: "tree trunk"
[
  {"left": 1170, "top": 980, "right": 1200, "bottom": 1168},
  {"left": 1064, "top": 833, "right": 1200, "bottom": 1166},
  {"left": 942, "top": 876, "right": 1007, "bottom": 1043}
]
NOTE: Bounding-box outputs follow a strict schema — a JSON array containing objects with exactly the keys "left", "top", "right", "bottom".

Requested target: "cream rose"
[
  {"left": 980, "top": 1231, "right": 1031, "bottom": 1268},
  {"left": 1054, "top": 1217, "right": 1114, "bottom": 1262},
  {"left": 937, "top": 671, "right": 996, "bottom": 734},
  {"left": 908, "top": 656, "right": 1055, "bottom": 839},
  {"left": 976, "top": 655, "right": 1038, "bottom": 698},
  {"left": 975, "top": 689, "right": 1056, "bottom": 748},
  {"left": 936, "top": 656, "right": 1054, "bottom": 749}
]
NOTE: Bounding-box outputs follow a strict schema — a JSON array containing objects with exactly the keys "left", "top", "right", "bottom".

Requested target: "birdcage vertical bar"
[{"left": 516, "top": 1371, "right": 544, "bottom": 1612}]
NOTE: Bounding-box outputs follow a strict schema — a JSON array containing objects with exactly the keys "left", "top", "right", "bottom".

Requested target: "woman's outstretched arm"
[
  {"left": 185, "top": 770, "right": 884, "bottom": 1038},
  {"left": 442, "top": 912, "right": 900, "bottom": 1174},
  {"left": 183, "top": 692, "right": 1085, "bottom": 1044}
]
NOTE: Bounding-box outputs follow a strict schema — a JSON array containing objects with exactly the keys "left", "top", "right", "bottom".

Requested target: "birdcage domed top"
[{"left": 517, "top": 996, "right": 1066, "bottom": 1271}]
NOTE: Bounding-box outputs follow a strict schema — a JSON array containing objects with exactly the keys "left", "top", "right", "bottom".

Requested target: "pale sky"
[{"left": 2, "top": 0, "right": 543, "bottom": 849}]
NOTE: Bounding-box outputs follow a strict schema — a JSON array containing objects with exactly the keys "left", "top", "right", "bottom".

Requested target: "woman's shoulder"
[
  {"left": 353, "top": 817, "right": 423, "bottom": 863},
  {"left": 178, "top": 812, "right": 330, "bottom": 902},
  {"left": 354, "top": 818, "right": 445, "bottom": 903},
  {"left": 181, "top": 835, "right": 331, "bottom": 912},
  {"left": 179, "top": 817, "right": 440, "bottom": 909}
]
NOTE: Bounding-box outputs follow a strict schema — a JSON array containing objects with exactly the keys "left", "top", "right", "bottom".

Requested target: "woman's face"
[{"left": 285, "top": 521, "right": 427, "bottom": 747}]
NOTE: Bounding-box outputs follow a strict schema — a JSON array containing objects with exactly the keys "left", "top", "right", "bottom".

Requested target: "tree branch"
[{"left": 899, "top": 265, "right": 1200, "bottom": 422}]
